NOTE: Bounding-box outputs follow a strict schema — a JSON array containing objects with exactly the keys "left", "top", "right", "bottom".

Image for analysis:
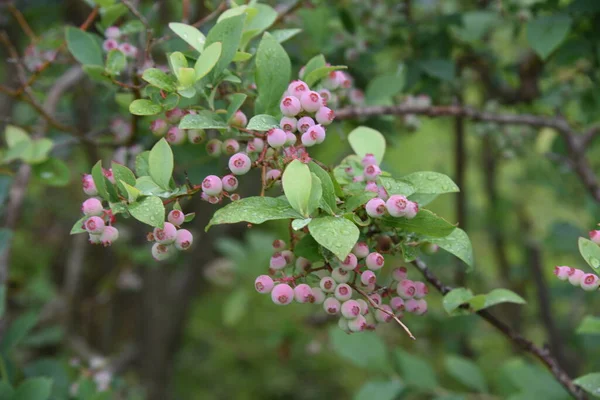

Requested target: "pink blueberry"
[
  {"left": 168, "top": 210, "right": 185, "bottom": 226},
  {"left": 305, "top": 124, "right": 326, "bottom": 144},
  {"left": 568, "top": 268, "right": 585, "bottom": 286},
  {"left": 366, "top": 252, "right": 385, "bottom": 270},
  {"left": 82, "top": 198, "right": 104, "bottom": 217},
  {"left": 231, "top": 110, "right": 247, "bottom": 127},
  {"left": 150, "top": 119, "right": 168, "bottom": 137},
  {"left": 228, "top": 153, "right": 252, "bottom": 175},
  {"left": 287, "top": 80, "right": 309, "bottom": 99},
  {"left": 319, "top": 89, "right": 331, "bottom": 104},
  {"left": 85, "top": 216, "right": 105, "bottom": 234},
  {"left": 297, "top": 116, "right": 315, "bottom": 134},
  {"left": 347, "top": 314, "right": 367, "bottom": 332},
  {"left": 221, "top": 175, "right": 239, "bottom": 192},
  {"left": 202, "top": 175, "right": 223, "bottom": 196},
  {"left": 271, "top": 284, "right": 294, "bottom": 305},
  {"left": 390, "top": 296, "right": 405, "bottom": 311},
  {"left": 392, "top": 267, "right": 408, "bottom": 281},
  {"left": 357, "top": 299, "right": 369, "bottom": 315},
  {"left": 301, "top": 130, "right": 317, "bottom": 147},
  {"left": 266, "top": 169, "right": 282, "bottom": 182},
  {"left": 378, "top": 186, "right": 389, "bottom": 200},
  {"left": 397, "top": 279, "right": 416, "bottom": 299},
  {"left": 223, "top": 139, "right": 240, "bottom": 155},
  {"left": 174, "top": 229, "right": 193, "bottom": 250},
  {"left": 323, "top": 71, "right": 344, "bottom": 90},
  {"left": 300, "top": 91, "right": 322, "bottom": 112},
  {"left": 154, "top": 222, "right": 177, "bottom": 245},
  {"left": 255, "top": 275, "right": 274, "bottom": 294},
  {"left": 88, "top": 234, "right": 102, "bottom": 244},
  {"left": 166, "top": 127, "right": 186, "bottom": 145},
  {"left": 121, "top": 43, "right": 138, "bottom": 58},
  {"left": 105, "top": 26, "right": 120, "bottom": 39},
  {"left": 311, "top": 287, "right": 326, "bottom": 304},
  {"left": 581, "top": 274, "right": 600, "bottom": 291},
  {"left": 267, "top": 128, "right": 287, "bottom": 148},
  {"left": 229, "top": 193, "right": 240, "bottom": 201},
  {"left": 404, "top": 201, "right": 419, "bottom": 219},
  {"left": 341, "top": 300, "right": 362, "bottom": 319},
  {"left": 82, "top": 174, "right": 98, "bottom": 196},
  {"left": 315, "top": 106, "right": 335, "bottom": 125},
  {"left": 272, "top": 239, "right": 286, "bottom": 251},
  {"left": 386, "top": 195, "right": 410, "bottom": 217},
  {"left": 281, "top": 250, "right": 294, "bottom": 265},
  {"left": 280, "top": 116, "right": 297, "bottom": 132},
  {"left": 280, "top": 96, "right": 302, "bottom": 116},
  {"left": 103, "top": 39, "right": 118, "bottom": 52},
  {"left": 349, "top": 89, "right": 365, "bottom": 105},
  {"left": 323, "top": 297, "right": 341, "bottom": 315},
  {"left": 206, "top": 139, "right": 222, "bottom": 157},
  {"left": 353, "top": 175, "right": 364, "bottom": 183},
  {"left": 320, "top": 277, "right": 336, "bottom": 293},
  {"left": 296, "top": 257, "right": 311, "bottom": 271},
  {"left": 285, "top": 131, "right": 297, "bottom": 146},
  {"left": 331, "top": 267, "right": 351, "bottom": 283},
  {"left": 365, "top": 182, "right": 378, "bottom": 193},
  {"left": 339, "top": 253, "right": 358, "bottom": 271},
  {"left": 247, "top": 138, "right": 264, "bottom": 153},
  {"left": 334, "top": 283, "right": 352, "bottom": 301},
  {"left": 151, "top": 243, "right": 173, "bottom": 261},
  {"left": 375, "top": 304, "right": 394, "bottom": 323},
  {"left": 406, "top": 299, "right": 428, "bottom": 315},
  {"left": 270, "top": 252, "right": 287, "bottom": 270},
  {"left": 366, "top": 198, "right": 386, "bottom": 218},
  {"left": 553, "top": 266, "right": 570, "bottom": 281},
  {"left": 369, "top": 293, "right": 382, "bottom": 305},
  {"left": 362, "top": 154, "right": 377, "bottom": 167},
  {"left": 99, "top": 226, "right": 119, "bottom": 246},
  {"left": 165, "top": 108, "right": 184, "bottom": 124},
  {"left": 294, "top": 284, "right": 315, "bottom": 303},
  {"left": 590, "top": 230, "right": 600, "bottom": 244},
  {"left": 353, "top": 242, "right": 370, "bottom": 258},
  {"left": 360, "top": 270, "right": 377, "bottom": 286},
  {"left": 364, "top": 164, "right": 382, "bottom": 181},
  {"left": 414, "top": 281, "right": 428, "bottom": 299}
]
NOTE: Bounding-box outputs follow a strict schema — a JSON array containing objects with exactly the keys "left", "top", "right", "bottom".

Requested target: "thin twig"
[{"left": 7, "top": 4, "right": 38, "bottom": 42}]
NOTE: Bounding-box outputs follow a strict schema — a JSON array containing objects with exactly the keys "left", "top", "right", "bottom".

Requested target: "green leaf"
[
  {"left": 11, "top": 377, "right": 53, "bottom": 400},
  {"left": 82, "top": 64, "right": 112, "bottom": 84},
  {"left": 206, "top": 197, "right": 303, "bottom": 230},
  {"left": 304, "top": 65, "right": 347, "bottom": 87},
  {"left": 343, "top": 191, "right": 376, "bottom": 212},
  {"left": 135, "top": 176, "right": 172, "bottom": 197},
  {"left": 233, "top": 51, "right": 252, "bottom": 62},
  {"left": 204, "top": 14, "right": 245, "bottom": 78},
  {"left": 395, "top": 349, "right": 439, "bottom": 390},
  {"left": 469, "top": 288, "right": 526, "bottom": 311},
  {"left": 283, "top": 160, "right": 313, "bottom": 217},
  {"left": 378, "top": 176, "right": 415, "bottom": 197},
  {"left": 574, "top": 373, "right": 600, "bottom": 398},
  {"left": 179, "top": 111, "right": 228, "bottom": 130},
  {"left": 401, "top": 172, "right": 459, "bottom": 194},
  {"left": 302, "top": 54, "right": 326, "bottom": 79},
  {"left": 443, "top": 288, "right": 474, "bottom": 315},
  {"left": 5, "top": 125, "right": 30, "bottom": 147},
  {"left": 240, "top": 4, "right": 278, "bottom": 48},
  {"left": 135, "top": 151, "right": 150, "bottom": 176},
  {"left": 120, "top": 181, "right": 140, "bottom": 203},
  {"left": 161, "top": 93, "right": 180, "bottom": 110},
  {"left": 0, "top": 285, "right": 5, "bottom": 319},
  {"left": 0, "top": 382, "right": 13, "bottom": 398},
  {"left": 255, "top": 32, "right": 291, "bottom": 114},
  {"left": 127, "top": 196, "right": 165, "bottom": 228},
  {"left": 419, "top": 59, "right": 455, "bottom": 81},
  {"left": 246, "top": 114, "right": 279, "bottom": 131},
  {"left": 24, "top": 138, "right": 53, "bottom": 164},
  {"left": 148, "top": 138, "right": 173, "bottom": 190},
  {"left": 176, "top": 67, "right": 196, "bottom": 88},
  {"left": 348, "top": 126, "right": 386, "bottom": 164},
  {"left": 445, "top": 355, "right": 487, "bottom": 392},
  {"left": 271, "top": 28, "right": 302, "bottom": 43},
  {"left": 119, "top": 20, "right": 144, "bottom": 35},
  {"left": 308, "top": 216, "right": 359, "bottom": 260},
  {"left": 294, "top": 234, "right": 321, "bottom": 262},
  {"left": 168, "top": 22, "right": 206, "bottom": 52},
  {"left": 142, "top": 68, "right": 177, "bottom": 91},
  {"left": 32, "top": 158, "right": 71, "bottom": 187},
  {"left": 424, "top": 228, "right": 473, "bottom": 270},
  {"left": 307, "top": 173, "right": 323, "bottom": 216},
  {"left": 112, "top": 161, "right": 136, "bottom": 188},
  {"left": 381, "top": 209, "right": 456, "bottom": 237},
  {"left": 577, "top": 316, "right": 600, "bottom": 335},
  {"left": 1, "top": 312, "right": 38, "bottom": 353},
  {"left": 329, "top": 328, "right": 390, "bottom": 371},
  {"left": 223, "top": 289, "right": 248, "bottom": 326},
  {"left": 100, "top": 4, "right": 127, "bottom": 27},
  {"left": 194, "top": 42, "right": 222, "bottom": 80},
  {"left": 91, "top": 161, "right": 110, "bottom": 200},
  {"left": 291, "top": 218, "right": 311, "bottom": 230},
  {"left": 526, "top": 14, "right": 572, "bottom": 60},
  {"left": 70, "top": 216, "right": 87, "bottom": 235},
  {"left": 366, "top": 68, "right": 406, "bottom": 105},
  {"left": 226, "top": 93, "right": 247, "bottom": 121},
  {"left": 105, "top": 49, "right": 126, "bottom": 75},
  {"left": 65, "top": 27, "right": 103, "bottom": 66},
  {"left": 354, "top": 380, "right": 403, "bottom": 400},
  {"left": 169, "top": 51, "right": 188, "bottom": 75},
  {"left": 129, "top": 99, "right": 162, "bottom": 116},
  {"left": 579, "top": 237, "right": 600, "bottom": 270},
  {"left": 308, "top": 162, "right": 337, "bottom": 213},
  {"left": 0, "top": 228, "right": 12, "bottom": 256}
]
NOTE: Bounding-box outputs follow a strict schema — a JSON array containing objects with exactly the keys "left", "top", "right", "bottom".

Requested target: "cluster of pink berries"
[
  {"left": 80, "top": 175, "right": 119, "bottom": 246},
  {"left": 102, "top": 26, "right": 138, "bottom": 58},
  {"left": 552, "top": 228, "right": 600, "bottom": 291},
  {"left": 148, "top": 210, "right": 194, "bottom": 261},
  {"left": 254, "top": 239, "right": 428, "bottom": 333}
]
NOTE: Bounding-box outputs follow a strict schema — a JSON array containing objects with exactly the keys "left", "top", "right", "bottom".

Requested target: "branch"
[{"left": 411, "top": 258, "right": 585, "bottom": 400}]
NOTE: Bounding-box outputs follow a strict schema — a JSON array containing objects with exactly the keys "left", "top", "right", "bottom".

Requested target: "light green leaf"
[
  {"left": 255, "top": 32, "right": 291, "bottom": 114},
  {"left": 348, "top": 126, "right": 386, "bottom": 164},
  {"left": 271, "top": 28, "right": 302, "bottom": 43},
  {"left": 401, "top": 172, "right": 459, "bottom": 194},
  {"left": 378, "top": 176, "right": 415, "bottom": 197},
  {"left": 204, "top": 14, "right": 245, "bottom": 78},
  {"left": 246, "top": 114, "right": 279, "bottom": 131},
  {"left": 135, "top": 151, "right": 150, "bottom": 176},
  {"left": 25, "top": 138, "right": 53, "bottom": 164},
  {"left": 396, "top": 349, "right": 439, "bottom": 390},
  {"left": 574, "top": 373, "right": 600, "bottom": 398},
  {"left": 226, "top": 93, "right": 247, "bottom": 121},
  {"left": 308, "top": 162, "right": 336, "bottom": 213},
  {"left": 70, "top": 216, "right": 87, "bottom": 235},
  {"left": 65, "top": 27, "right": 103, "bottom": 66},
  {"left": 142, "top": 68, "right": 177, "bottom": 91},
  {"left": 579, "top": 237, "right": 600, "bottom": 270},
  {"left": 343, "top": 191, "right": 376, "bottom": 212},
  {"left": 148, "top": 138, "right": 173, "bottom": 190},
  {"left": 168, "top": 22, "right": 206, "bottom": 52},
  {"left": 292, "top": 218, "right": 312, "bottom": 230},
  {"left": 308, "top": 216, "right": 359, "bottom": 260},
  {"left": 304, "top": 65, "right": 347, "bottom": 88},
  {"left": 1, "top": 311, "right": 38, "bottom": 352},
  {"left": 194, "top": 42, "right": 222, "bottom": 81},
  {"left": 119, "top": 20, "right": 144, "bottom": 35},
  {"left": 240, "top": 4, "right": 278, "bottom": 48},
  {"left": 177, "top": 67, "right": 195, "bottom": 88},
  {"left": 445, "top": 355, "right": 487, "bottom": 392},
  {"left": 283, "top": 160, "right": 313, "bottom": 217},
  {"left": 526, "top": 14, "right": 572, "bottom": 60},
  {"left": 127, "top": 196, "right": 165, "bottom": 228},
  {"left": 302, "top": 54, "right": 326, "bottom": 79},
  {"left": 134, "top": 176, "right": 172, "bottom": 197},
  {"left": 233, "top": 51, "right": 252, "bottom": 62},
  {"left": 424, "top": 228, "right": 474, "bottom": 270},
  {"left": 329, "top": 328, "right": 390, "bottom": 371},
  {"left": 105, "top": 49, "right": 126, "bottom": 75},
  {"left": 419, "top": 59, "right": 455, "bottom": 81},
  {"left": 307, "top": 173, "right": 323, "bottom": 216},
  {"left": 0, "top": 285, "right": 4, "bottom": 319},
  {"left": 5, "top": 125, "right": 30, "bottom": 147},
  {"left": 120, "top": 181, "right": 140, "bottom": 203},
  {"left": 32, "top": 158, "right": 71, "bottom": 186},
  {"left": 470, "top": 288, "right": 526, "bottom": 311},
  {"left": 365, "top": 68, "right": 406, "bottom": 105},
  {"left": 179, "top": 111, "right": 228, "bottom": 130},
  {"left": 91, "top": 161, "right": 110, "bottom": 200},
  {"left": 443, "top": 288, "right": 474, "bottom": 315},
  {"left": 112, "top": 161, "right": 136, "bottom": 187},
  {"left": 169, "top": 51, "right": 188, "bottom": 75},
  {"left": 129, "top": 99, "right": 161, "bottom": 116},
  {"left": 381, "top": 209, "right": 456, "bottom": 237},
  {"left": 100, "top": 4, "right": 127, "bottom": 28},
  {"left": 577, "top": 316, "right": 600, "bottom": 335},
  {"left": 206, "top": 197, "right": 303, "bottom": 230},
  {"left": 11, "top": 377, "right": 53, "bottom": 400},
  {"left": 354, "top": 380, "right": 403, "bottom": 400},
  {"left": 223, "top": 289, "right": 248, "bottom": 326}
]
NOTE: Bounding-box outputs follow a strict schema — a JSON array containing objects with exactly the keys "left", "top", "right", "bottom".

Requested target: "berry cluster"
[
  {"left": 298, "top": 68, "right": 364, "bottom": 109},
  {"left": 148, "top": 210, "right": 193, "bottom": 261},
  {"left": 80, "top": 175, "right": 119, "bottom": 246},
  {"left": 552, "top": 228, "right": 600, "bottom": 291},
  {"left": 254, "top": 239, "right": 429, "bottom": 333},
  {"left": 102, "top": 26, "right": 138, "bottom": 58}
]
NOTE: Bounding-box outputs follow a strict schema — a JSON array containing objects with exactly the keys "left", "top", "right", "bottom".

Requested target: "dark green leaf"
[
  {"left": 271, "top": 28, "right": 302, "bottom": 43},
  {"left": 308, "top": 162, "right": 337, "bottom": 213},
  {"left": 574, "top": 373, "right": 600, "bottom": 398},
  {"left": 11, "top": 377, "right": 52, "bottom": 400},
  {"left": 526, "top": 14, "right": 572, "bottom": 60},
  {"left": 255, "top": 32, "right": 291, "bottom": 114},
  {"left": 419, "top": 59, "right": 455, "bottom": 81},
  {"left": 142, "top": 68, "right": 177, "bottom": 91},
  {"left": 381, "top": 209, "right": 456, "bottom": 237},
  {"left": 105, "top": 49, "right": 126, "bottom": 75},
  {"left": 395, "top": 349, "right": 439, "bottom": 390},
  {"left": 577, "top": 316, "right": 600, "bottom": 335},
  {"left": 423, "top": 228, "right": 473, "bottom": 270},
  {"left": 1, "top": 312, "right": 38, "bottom": 353},
  {"left": 91, "top": 161, "right": 110, "bottom": 200},
  {"left": 223, "top": 289, "right": 248, "bottom": 326},
  {"left": 442, "top": 288, "right": 474, "bottom": 315},
  {"left": 354, "top": 380, "right": 403, "bottom": 400},
  {"left": 135, "top": 151, "right": 150, "bottom": 176},
  {"left": 329, "top": 327, "right": 390, "bottom": 371},
  {"left": 204, "top": 14, "right": 245, "bottom": 78},
  {"left": 445, "top": 355, "right": 487, "bottom": 392},
  {"left": 401, "top": 172, "right": 459, "bottom": 194},
  {"left": 365, "top": 68, "right": 406, "bottom": 105},
  {"left": 294, "top": 234, "right": 321, "bottom": 262},
  {"left": 226, "top": 93, "right": 247, "bottom": 121},
  {"left": 32, "top": 158, "right": 71, "bottom": 187},
  {"left": 378, "top": 176, "right": 415, "bottom": 197}
]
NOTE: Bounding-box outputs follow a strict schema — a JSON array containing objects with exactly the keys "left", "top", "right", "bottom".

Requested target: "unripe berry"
[
  {"left": 404, "top": 201, "right": 419, "bottom": 219},
  {"left": 568, "top": 268, "right": 585, "bottom": 286},
  {"left": 323, "top": 70, "right": 344, "bottom": 90},
  {"left": 168, "top": 210, "right": 185, "bottom": 226},
  {"left": 353, "top": 242, "right": 370, "bottom": 259},
  {"left": 369, "top": 293, "right": 382, "bottom": 305},
  {"left": 318, "top": 89, "right": 331, "bottom": 104},
  {"left": 590, "top": 230, "right": 600, "bottom": 244},
  {"left": 315, "top": 106, "right": 335, "bottom": 126},
  {"left": 334, "top": 283, "right": 352, "bottom": 301},
  {"left": 306, "top": 124, "right": 326, "bottom": 144},
  {"left": 285, "top": 132, "right": 297, "bottom": 146},
  {"left": 151, "top": 243, "right": 173, "bottom": 261},
  {"left": 266, "top": 169, "right": 282, "bottom": 182},
  {"left": 390, "top": 296, "right": 405, "bottom": 311},
  {"left": 166, "top": 127, "right": 186, "bottom": 145},
  {"left": 323, "top": 297, "right": 341, "bottom": 315},
  {"left": 280, "top": 116, "right": 297, "bottom": 132},
  {"left": 255, "top": 275, "right": 274, "bottom": 293},
  {"left": 296, "top": 257, "right": 311, "bottom": 272},
  {"left": 82, "top": 174, "right": 98, "bottom": 196},
  {"left": 287, "top": 80, "right": 309, "bottom": 99},
  {"left": 281, "top": 250, "right": 295, "bottom": 265},
  {"left": 174, "top": 229, "right": 193, "bottom": 250},
  {"left": 230, "top": 110, "right": 247, "bottom": 127},
  {"left": 154, "top": 222, "right": 177, "bottom": 245},
  {"left": 247, "top": 138, "right": 264, "bottom": 153},
  {"left": 100, "top": 226, "right": 119, "bottom": 246},
  {"left": 375, "top": 304, "right": 394, "bottom": 323},
  {"left": 270, "top": 252, "right": 287, "bottom": 270},
  {"left": 280, "top": 96, "right": 302, "bottom": 116},
  {"left": 406, "top": 299, "right": 428, "bottom": 315},
  {"left": 378, "top": 186, "right": 389, "bottom": 200},
  {"left": 229, "top": 193, "right": 240, "bottom": 201},
  {"left": 349, "top": 89, "right": 365, "bottom": 105},
  {"left": 338, "top": 317, "right": 350, "bottom": 332},
  {"left": 301, "top": 130, "right": 317, "bottom": 147},
  {"left": 221, "top": 175, "right": 239, "bottom": 192},
  {"left": 81, "top": 198, "right": 104, "bottom": 217},
  {"left": 297, "top": 116, "right": 315, "bottom": 134},
  {"left": 267, "top": 128, "right": 287, "bottom": 148},
  {"left": 88, "top": 233, "right": 102, "bottom": 244},
  {"left": 392, "top": 267, "right": 407, "bottom": 281},
  {"left": 414, "top": 281, "right": 428, "bottom": 299},
  {"left": 397, "top": 279, "right": 416, "bottom": 299},
  {"left": 386, "top": 195, "right": 410, "bottom": 217},
  {"left": 165, "top": 108, "right": 185, "bottom": 124},
  {"left": 360, "top": 270, "right": 377, "bottom": 286},
  {"left": 366, "top": 198, "right": 386, "bottom": 218},
  {"left": 311, "top": 287, "right": 326, "bottom": 304},
  {"left": 421, "top": 242, "right": 439, "bottom": 255},
  {"left": 341, "top": 300, "right": 362, "bottom": 319},
  {"left": 272, "top": 239, "right": 286, "bottom": 251},
  {"left": 353, "top": 175, "right": 364, "bottom": 183},
  {"left": 150, "top": 119, "right": 168, "bottom": 137},
  {"left": 553, "top": 266, "right": 570, "bottom": 281},
  {"left": 581, "top": 273, "right": 600, "bottom": 291},
  {"left": 103, "top": 39, "right": 118, "bottom": 52},
  {"left": 364, "top": 164, "right": 382, "bottom": 181},
  {"left": 320, "top": 276, "right": 336, "bottom": 293},
  {"left": 294, "top": 284, "right": 315, "bottom": 303},
  {"left": 300, "top": 91, "right": 322, "bottom": 113},
  {"left": 362, "top": 153, "right": 377, "bottom": 167},
  {"left": 271, "top": 284, "right": 294, "bottom": 305},
  {"left": 339, "top": 253, "right": 358, "bottom": 271},
  {"left": 331, "top": 267, "right": 351, "bottom": 283},
  {"left": 202, "top": 175, "right": 223, "bottom": 196},
  {"left": 347, "top": 314, "right": 367, "bottom": 332},
  {"left": 222, "top": 139, "right": 240, "bottom": 155},
  {"left": 206, "top": 139, "right": 222, "bottom": 157},
  {"left": 85, "top": 216, "right": 105, "bottom": 234},
  {"left": 228, "top": 153, "right": 252, "bottom": 175},
  {"left": 357, "top": 299, "right": 369, "bottom": 315},
  {"left": 366, "top": 252, "right": 385, "bottom": 270},
  {"left": 105, "top": 26, "right": 120, "bottom": 39},
  {"left": 365, "top": 181, "right": 378, "bottom": 193}
]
